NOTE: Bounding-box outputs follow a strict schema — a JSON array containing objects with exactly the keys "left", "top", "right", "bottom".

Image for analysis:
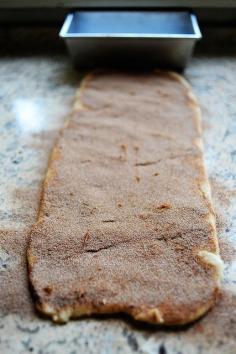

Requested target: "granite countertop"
[{"left": 0, "top": 27, "right": 235, "bottom": 354}]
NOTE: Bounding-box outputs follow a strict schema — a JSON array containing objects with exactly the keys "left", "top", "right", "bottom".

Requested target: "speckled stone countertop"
[{"left": 0, "top": 27, "right": 235, "bottom": 354}]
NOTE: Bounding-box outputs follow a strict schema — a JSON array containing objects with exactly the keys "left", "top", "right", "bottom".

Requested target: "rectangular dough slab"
[{"left": 27, "top": 71, "right": 223, "bottom": 325}]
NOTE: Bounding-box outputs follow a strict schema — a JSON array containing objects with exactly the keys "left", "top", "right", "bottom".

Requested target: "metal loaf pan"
[{"left": 60, "top": 10, "right": 201, "bottom": 70}]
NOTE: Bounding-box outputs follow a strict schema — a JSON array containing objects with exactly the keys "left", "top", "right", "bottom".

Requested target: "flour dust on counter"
[{"left": 27, "top": 70, "right": 222, "bottom": 326}]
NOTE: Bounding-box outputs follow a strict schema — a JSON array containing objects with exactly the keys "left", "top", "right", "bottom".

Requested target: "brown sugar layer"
[{"left": 27, "top": 71, "right": 223, "bottom": 325}]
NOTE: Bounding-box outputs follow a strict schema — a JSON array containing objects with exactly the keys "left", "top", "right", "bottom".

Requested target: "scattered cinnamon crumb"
[
  {"left": 159, "top": 203, "right": 171, "bottom": 209},
  {"left": 175, "top": 244, "right": 184, "bottom": 251},
  {"left": 82, "top": 231, "right": 90, "bottom": 246},
  {"left": 75, "top": 288, "right": 85, "bottom": 298},
  {"left": 153, "top": 203, "right": 171, "bottom": 212},
  {"left": 43, "top": 286, "right": 52, "bottom": 295},
  {"left": 135, "top": 176, "right": 140, "bottom": 182},
  {"left": 153, "top": 172, "right": 159, "bottom": 176},
  {"left": 138, "top": 214, "right": 149, "bottom": 220},
  {"left": 120, "top": 144, "right": 127, "bottom": 152},
  {"left": 119, "top": 144, "right": 128, "bottom": 162},
  {"left": 117, "top": 203, "right": 122, "bottom": 208}
]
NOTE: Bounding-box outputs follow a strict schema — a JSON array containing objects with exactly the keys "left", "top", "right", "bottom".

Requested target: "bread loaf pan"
[{"left": 60, "top": 10, "right": 201, "bottom": 70}]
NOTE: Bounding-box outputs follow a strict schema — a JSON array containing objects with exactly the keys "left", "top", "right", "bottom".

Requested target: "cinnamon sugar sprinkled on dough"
[{"left": 28, "top": 71, "right": 221, "bottom": 325}]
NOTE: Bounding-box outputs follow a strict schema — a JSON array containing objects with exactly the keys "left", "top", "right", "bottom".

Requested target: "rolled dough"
[{"left": 27, "top": 71, "right": 223, "bottom": 325}]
